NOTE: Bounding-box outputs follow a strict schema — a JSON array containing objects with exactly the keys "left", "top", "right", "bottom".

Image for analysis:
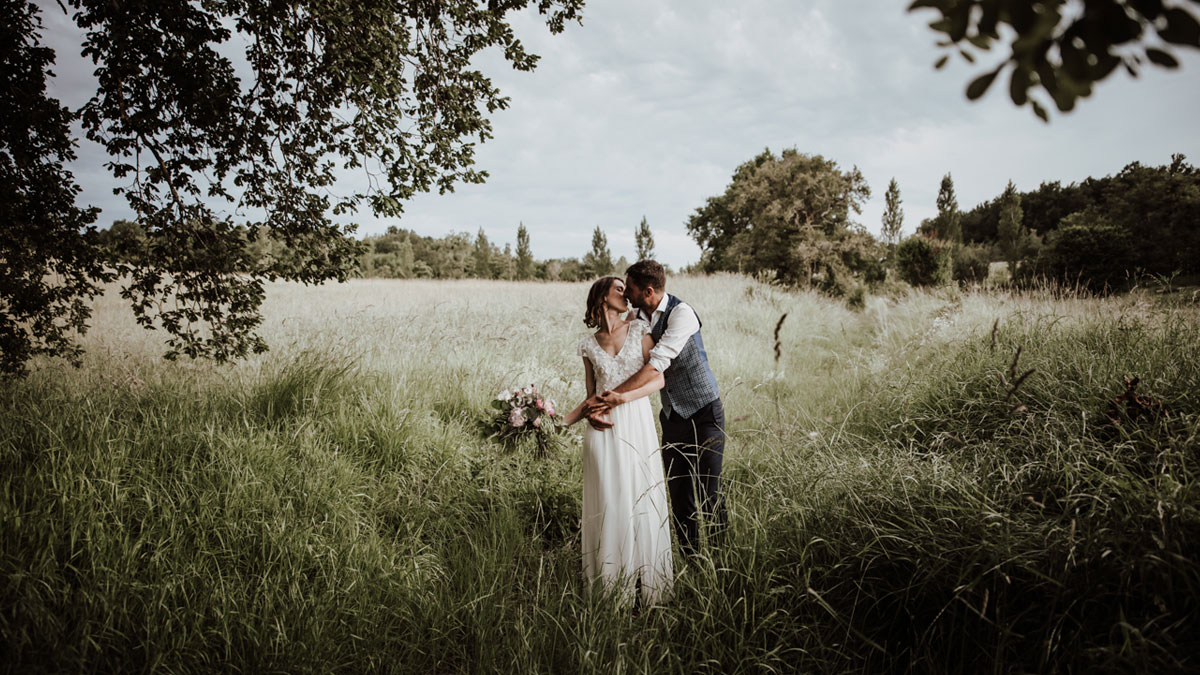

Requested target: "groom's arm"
[
  {"left": 645, "top": 302, "right": 700, "bottom": 373},
  {"left": 598, "top": 363, "right": 662, "bottom": 406},
  {"left": 597, "top": 308, "right": 698, "bottom": 405}
]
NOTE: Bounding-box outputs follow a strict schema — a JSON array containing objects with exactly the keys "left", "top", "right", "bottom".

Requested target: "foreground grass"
[{"left": 2, "top": 276, "right": 1198, "bottom": 673}]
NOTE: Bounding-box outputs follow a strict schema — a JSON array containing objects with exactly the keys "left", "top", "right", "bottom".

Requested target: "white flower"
[{"left": 498, "top": 389, "right": 511, "bottom": 401}]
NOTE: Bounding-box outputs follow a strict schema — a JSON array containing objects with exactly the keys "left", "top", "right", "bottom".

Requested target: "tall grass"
[{"left": 1, "top": 276, "right": 1197, "bottom": 672}]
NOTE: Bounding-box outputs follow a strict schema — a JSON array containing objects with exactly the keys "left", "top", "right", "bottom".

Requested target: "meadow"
[{"left": 2, "top": 274, "right": 1198, "bottom": 673}]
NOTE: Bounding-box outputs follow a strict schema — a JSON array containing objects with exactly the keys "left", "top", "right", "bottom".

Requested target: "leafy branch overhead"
[
  {"left": 0, "top": 0, "right": 583, "bottom": 375},
  {"left": 910, "top": 0, "right": 1200, "bottom": 120}
]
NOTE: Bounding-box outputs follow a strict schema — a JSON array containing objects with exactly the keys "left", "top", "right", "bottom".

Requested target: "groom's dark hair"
[{"left": 626, "top": 260, "right": 666, "bottom": 291}]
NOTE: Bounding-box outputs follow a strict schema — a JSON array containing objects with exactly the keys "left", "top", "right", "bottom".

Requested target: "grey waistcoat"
[{"left": 651, "top": 295, "right": 720, "bottom": 419}]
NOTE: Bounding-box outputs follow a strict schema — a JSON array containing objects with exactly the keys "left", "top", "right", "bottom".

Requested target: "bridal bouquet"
[{"left": 490, "top": 384, "right": 560, "bottom": 456}]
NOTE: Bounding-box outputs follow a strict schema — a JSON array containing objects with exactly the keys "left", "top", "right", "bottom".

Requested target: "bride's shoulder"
[{"left": 577, "top": 333, "right": 596, "bottom": 358}]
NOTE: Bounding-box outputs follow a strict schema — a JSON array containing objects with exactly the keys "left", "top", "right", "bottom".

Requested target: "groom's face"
[{"left": 624, "top": 278, "right": 652, "bottom": 312}]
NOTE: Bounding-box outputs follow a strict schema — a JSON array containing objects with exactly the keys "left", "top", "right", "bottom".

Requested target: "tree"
[
  {"left": 635, "top": 216, "right": 656, "bottom": 261},
  {"left": 997, "top": 180, "right": 1027, "bottom": 276},
  {"left": 473, "top": 229, "right": 493, "bottom": 279},
  {"left": 583, "top": 227, "right": 614, "bottom": 277},
  {"left": 1100, "top": 154, "right": 1200, "bottom": 276},
  {"left": 515, "top": 223, "right": 535, "bottom": 280},
  {"left": 500, "top": 243, "right": 515, "bottom": 280},
  {"left": 935, "top": 173, "right": 962, "bottom": 243},
  {"left": 911, "top": 0, "right": 1200, "bottom": 120},
  {"left": 687, "top": 148, "right": 874, "bottom": 292},
  {"left": 395, "top": 233, "right": 415, "bottom": 279},
  {"left": 0, "top": 1, "right": 111, "bottom": 376},
  {"left": 881, "top": 178, "right": 904, "bottom": 249},
  {"left": 1, "top": 0, "right": 583, "bottom": 375}
]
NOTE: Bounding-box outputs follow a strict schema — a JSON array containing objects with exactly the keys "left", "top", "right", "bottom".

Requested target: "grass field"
[{"left": 2, "top": 274, "right": 1199, "bottom": 673}]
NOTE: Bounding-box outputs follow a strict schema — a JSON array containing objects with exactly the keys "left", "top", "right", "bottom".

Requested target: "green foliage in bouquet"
[{"left": 490, "top": 385, "right": 562, "bottom": 457}]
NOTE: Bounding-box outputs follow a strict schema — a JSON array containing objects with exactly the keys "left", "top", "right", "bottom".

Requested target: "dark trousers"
[{"left": 660, "top": 398, "right": 727, "bottom": 557}]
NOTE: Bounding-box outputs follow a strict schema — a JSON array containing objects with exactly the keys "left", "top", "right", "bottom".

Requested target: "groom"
[{"left": 589, "top": 259, "right": 727, "bottom": 557}]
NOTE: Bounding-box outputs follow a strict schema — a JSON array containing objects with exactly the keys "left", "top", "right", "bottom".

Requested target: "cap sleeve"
[
  {"left": 629, "top": 318, "right": 647, "bottom": 342},
  {"left": 577, "top": 337, "right": 591, "bottom": 361}
]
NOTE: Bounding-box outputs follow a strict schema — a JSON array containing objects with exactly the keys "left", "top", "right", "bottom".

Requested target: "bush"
[
  {"left": 952, "top": 243, "right": 991, "bottom": 285},
  {"left": 845, "top": 283, "right": 867, "bottom": 311},
  {"left": 896, "top": 236, "right": 952, "bottom": 287},
  {"left": 1037, "top": 221, "right": 1135, "bottom": 292}
]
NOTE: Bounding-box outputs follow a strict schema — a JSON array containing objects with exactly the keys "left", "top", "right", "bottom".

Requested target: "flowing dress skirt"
[{"left": 581, "top": 396, "right": 673, "bottom": 605}]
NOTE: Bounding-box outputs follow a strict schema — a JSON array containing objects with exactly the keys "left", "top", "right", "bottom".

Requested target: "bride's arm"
[
  {"left": 599, "top": 334, "right": 664, "bottom": 406},
  {"left": 562, "top": 357, "right": 597, "bottom": 426}
]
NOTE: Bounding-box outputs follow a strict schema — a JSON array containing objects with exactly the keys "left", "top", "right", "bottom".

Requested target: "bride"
[{"left": 563, "top": 276, "right": 673, "bottom": 606}]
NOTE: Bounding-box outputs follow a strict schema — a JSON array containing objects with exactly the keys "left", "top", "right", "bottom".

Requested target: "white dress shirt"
[{"left": 637, "top": 294, "right": 701, "bottom": 374}]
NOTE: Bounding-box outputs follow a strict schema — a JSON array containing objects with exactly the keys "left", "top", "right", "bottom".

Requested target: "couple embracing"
[{"left": 562, "top": 260, "right": 727, "bottom": 606}]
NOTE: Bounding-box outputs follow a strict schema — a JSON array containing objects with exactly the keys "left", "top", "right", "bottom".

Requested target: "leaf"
[
  {"left": 966, "top": 67, "right": 1001, "bottom": 100},
  {"left": 934, "top": 54, "right": 950, "bottom": 69},
  {"left": 1031, "top": 100, "right": 1050, "bottom": 122},
  {"left": 1145, "top": 47, "right": 1180, "bottom": 68},
  {"left": 1128, "top": 0, "right": 1164, "bottom": 20},
  {"left": 1009, "top": 65, "right": 1031, "bottom": 106},
  {"left": 967, "top": 33, "right": 993, "bottom": 50},
  {"left": 929, "top": 18, "right": 954, "bottom": 35},
  {"left": 1159, "top": 7, "right": 1200, "bottom": 46}
]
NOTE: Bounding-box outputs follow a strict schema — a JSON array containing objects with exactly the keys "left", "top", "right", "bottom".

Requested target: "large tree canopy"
[
  {"left": 687, "top": 148, "right": 877, "bottom": 292},
  {"left": 0, "top": 0, "right": 582, "bottom": 375},
  {"left": 911, "top": 0, "right": 1200, "bottom": 119},
  {"left": 0, "top": 0, "right": 111, "bottom": 376}
]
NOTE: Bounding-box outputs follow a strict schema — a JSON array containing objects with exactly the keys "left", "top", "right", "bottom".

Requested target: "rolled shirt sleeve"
[{"left": 647, "top": 302, "right": 700, "bottom": 373}]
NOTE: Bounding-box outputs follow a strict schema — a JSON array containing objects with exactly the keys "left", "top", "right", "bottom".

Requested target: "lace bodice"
[{"left": 578, "top": 320, "right": 648, "bottom": 392}]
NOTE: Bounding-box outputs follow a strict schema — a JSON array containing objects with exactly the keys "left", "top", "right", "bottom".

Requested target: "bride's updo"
[{"left": 584, "top": 276, "right": 622, "bottom": 329}]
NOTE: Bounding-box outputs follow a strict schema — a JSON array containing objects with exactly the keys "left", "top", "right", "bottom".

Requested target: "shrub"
[
  {"left": 896, "top": 236, "right": 952, "bottom": 287},
  {"left": 1037, "top": 219, "right": 1135, "bottom": 292},
  {"left": 845, "top": 283, "right": 867, "bottom": 311},
  {"left": 952, "top": 243, "right": 991, "bottom": 285}
]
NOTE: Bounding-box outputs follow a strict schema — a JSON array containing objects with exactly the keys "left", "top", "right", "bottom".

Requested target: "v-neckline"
[{"left": 593, "top": 323, "right": 632, "bottom": 359}]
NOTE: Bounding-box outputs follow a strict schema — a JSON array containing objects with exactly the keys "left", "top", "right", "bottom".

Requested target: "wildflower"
[{"left": 532, "top": 416, "right": 542, "bottom": 428}]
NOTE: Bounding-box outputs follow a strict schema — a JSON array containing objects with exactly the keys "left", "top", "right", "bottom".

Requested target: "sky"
[{"left": 42, "top": 0, "right": 1200, "bottom": 270}]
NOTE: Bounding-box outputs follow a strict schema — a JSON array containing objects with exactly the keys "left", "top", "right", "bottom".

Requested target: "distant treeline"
[
  {"left": 94, "top": 221, "right": 653, "bottom": 283},
  {"left": 93, "top": 154, "right": 1199, "bottom": 293},
  {"left": 919, "top": 154, "right": 1200, "bottom": 290}
]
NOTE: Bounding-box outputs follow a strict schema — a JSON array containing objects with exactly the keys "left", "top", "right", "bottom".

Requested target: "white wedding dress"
[{"left": 577, "top": 319, "right": 673, "bottom": 605}]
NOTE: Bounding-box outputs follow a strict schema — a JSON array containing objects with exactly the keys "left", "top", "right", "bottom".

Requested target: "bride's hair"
[{"left": 584, "top": 276, "right": 622, "bottom": 329}]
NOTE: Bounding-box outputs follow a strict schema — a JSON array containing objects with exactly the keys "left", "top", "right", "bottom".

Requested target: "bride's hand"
[
  {"left": 586, "top": 409, "right": 613, "bottom": 430},
  {"left": 583, "top": 394, "right": 611, "bottom": 415}
]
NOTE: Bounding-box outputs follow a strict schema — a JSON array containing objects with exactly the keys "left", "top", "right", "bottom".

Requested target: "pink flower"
[
  {"left": 536, "top": 399, "right": 545, "bottom": 411},
  {"left": 509, "top": 407, "right": 526, "bottom": 428},
  {"left": 532, "top": 416, "right": 542, "bottom": 428},
  {"left": 546, "top": 400, "right": 556, "bottom": 417}
]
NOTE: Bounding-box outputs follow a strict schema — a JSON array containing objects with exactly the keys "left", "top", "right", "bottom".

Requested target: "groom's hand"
[
  {"left": 597, "top": 390, "right": 628, "bottom": 407},
  {"left": 583, "top": 394, "right": 610, "bottom": 416},
  {"left": 586, "top": 409, "right": 613, "bottom": 430}
]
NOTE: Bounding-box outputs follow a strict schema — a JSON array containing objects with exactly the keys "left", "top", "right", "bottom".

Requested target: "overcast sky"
[{"left": 44, "top": 0, "right": 1200, "bottom": 270}]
